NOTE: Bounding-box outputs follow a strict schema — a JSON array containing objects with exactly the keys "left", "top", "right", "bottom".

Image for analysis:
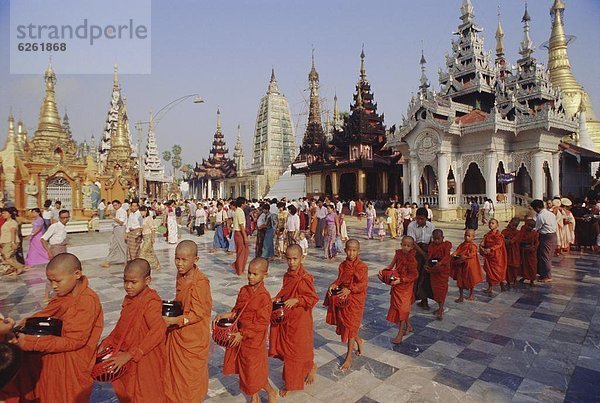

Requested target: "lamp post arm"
[{"left": 153, "top": 94, "right": 202, "bottom": 126}]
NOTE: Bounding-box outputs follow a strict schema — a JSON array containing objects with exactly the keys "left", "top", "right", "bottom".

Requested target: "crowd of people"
[{"left": 0, "top": 193, "right": 599, "bottom": 402}]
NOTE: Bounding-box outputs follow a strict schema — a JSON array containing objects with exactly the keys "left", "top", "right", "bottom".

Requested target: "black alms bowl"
[{"left": 162, "top": 300, "right": 183, "bottom": 317}]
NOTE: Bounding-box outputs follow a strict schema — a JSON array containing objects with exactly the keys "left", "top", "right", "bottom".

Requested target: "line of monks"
[{"left": 0, "top": 215, "right": 539, "bottom": 403}]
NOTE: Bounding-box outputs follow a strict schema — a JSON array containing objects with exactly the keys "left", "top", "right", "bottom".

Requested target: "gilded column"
[
  {"left": 437, "top": 154, "right": 449, "bottom": 209},
  {"left": 331, "top": 171, "right": 339, "bottom": 197},
  {"left": 357, "top": 169, "right": 366, "bottom": 197}
]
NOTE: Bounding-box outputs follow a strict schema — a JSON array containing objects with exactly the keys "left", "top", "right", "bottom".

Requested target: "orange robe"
[
  {"left": 269, "top": 265, "right": 319, "bottom": 391},
  {"left": 453, "top": 242, "right": 484, "bottom": 289},
  {"left": 101, "top": 287, "right": 167, "bottom": 403},
  {"left": 386, "top": 249, "right": 419, "bottom": 323},
  {"left": 481, "top": 230, "right": 508, "bottom": 285},
  {"left": 427, "top": 241, "right": 452, "bottom": 304},
  {"left": 14, "top": 276, "right": 103, "bottom": 403},
  {"left": 223, "top": 282, "right": 272, "bottom": 395},
  {"left": 502, "top": 227, "right": 523, "bottom": 284},
  {"left": 164, "top": 266, "right": 212, "bottom": 402},
  {"left": 324, "top": 258, "right": 368, "bottom": 342},
  {"left": 519, "top": 229, "right": 539, "bottom": 281}
]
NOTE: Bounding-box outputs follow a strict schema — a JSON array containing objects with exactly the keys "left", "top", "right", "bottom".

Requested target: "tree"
[
  {"left": 170, "top": 145, "right": 182, "bottom": 180},
  {"left": 162, "top": 150, "right": 172, "bottom": 175}
]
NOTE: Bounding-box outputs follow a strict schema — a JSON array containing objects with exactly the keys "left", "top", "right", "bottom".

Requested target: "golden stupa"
[{"left": 547, "top": 0, "right": 600, "bottom": 152}]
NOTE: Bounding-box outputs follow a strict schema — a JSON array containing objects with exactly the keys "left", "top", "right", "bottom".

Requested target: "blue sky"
[{"left": 1, "top": 0, "right": 599, "bottom": 168}]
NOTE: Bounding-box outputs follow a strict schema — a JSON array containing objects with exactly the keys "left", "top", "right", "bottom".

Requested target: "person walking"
[
  {"left": 0, "top": 208, "right": 26, "bottom": 275},
  {"left": 101, "top": 200, "right": 128, "bottom": 267},
  {"left": 531, "top": 199, "right": 558, "bottom": 283},
  {"left": 25, "top": 208, "right": 49, "bottom": 267}
]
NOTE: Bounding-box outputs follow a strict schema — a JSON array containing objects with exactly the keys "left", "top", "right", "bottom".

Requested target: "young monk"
[
  {"left": 379, "top": 236, "right": 419, "bottom": 344},
  {"left": 480, "top": 219, "right": 508, "bottom": 295},
  {"left": 163, "top": 240, "right": 212, "bottom": 403},
  {"left": 519, "top": 219, "right": 539, "bottom": 287},
  {"left": 452, "top": 229, "right": 484, "bottom": 302},
  {"left": 502, "top": 218, "right": 523, "bottom": 286},
  {"left": 8, "top": 253, "right": 103, "bottom": 402},
  {"left": 99, "top": 258, "right": 167, "bottom": 402},
  {"left": 325, "top": 239, "right": 368, "bottom": 370},
  {"left": 269, "top": 244, "right": 319, "bottom": 397},
  {"left": 426, "top": 229, "right": 452, "bottom": 320},
  {"left": 217, "top": 257, "right": 278, "bottom": 402}
]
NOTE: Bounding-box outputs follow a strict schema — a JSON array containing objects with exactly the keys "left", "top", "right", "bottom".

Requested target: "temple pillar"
[
  {"left": 357, "top": 169, "right": 366, "bottom": 198},
  {"left": 332, "top": 171, "right": 339, "bottom": 198},
  {"left": 410, "top": 158, "right": 419, "bottom": 204},
  {"left": 551, "top": 152, "right": 560, "bottom": 198},
  {"left": 485, "top": 152, "right": 497, "bottom": 202},
  {"left": 381, "top": 171, "right": 388, "bottom": 196},
  {"left": 531, "top": 152, "right": 544, "bottom": 200},
  {"left": 219, "top": 182, "right": 225, "bottom": 199},
  {"left": 402, "top": 163, "right": 410, "bottom": 203},
  {"left": 207, "top": 179, "right": 212, "bottom": 199},
  {"left": 438, "top": 154, "right": 449, "bottom": 209}
]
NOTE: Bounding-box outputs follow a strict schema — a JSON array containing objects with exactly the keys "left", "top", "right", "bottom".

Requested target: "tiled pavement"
[{"left": 1, "top": 219, "right": 599, "bottom": 402}]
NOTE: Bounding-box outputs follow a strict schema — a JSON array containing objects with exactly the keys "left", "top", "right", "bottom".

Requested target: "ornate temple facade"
[
  {"left": 143, "top": 113, "right": 172, "bottom": 200},
  {"left": 385, "top": 0, "right": 597, "bottom": 221},
  {"left": 2, "top": 63, "right": 96, "bottom": 218},
  {"left": 292, "top": 50, "right": 402, "bottom": 200},
  {"left": 188, "top": 109, "right": 237, "bottom": 199},
  {"left": 96, "top": 65, "right": 139, "bottom": 203}
]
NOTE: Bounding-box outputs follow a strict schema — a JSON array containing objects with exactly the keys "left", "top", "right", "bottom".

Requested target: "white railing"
[
  {"left": 419, "top": 195, "right": 439, "bottom": 207},
  {"left": 448, "top": 195, "right": 458, "bottom": 205},
  {"left": 462, "top": 194, "right": 487, "bottom": 205},
  {"left": 512, "top": 193, "right": 531, "bottom": 207},
  {"left": 496, "top": 194, "right": 509, "bottom": 204}
]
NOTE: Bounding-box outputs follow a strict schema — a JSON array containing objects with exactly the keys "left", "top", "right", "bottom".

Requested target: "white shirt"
[
  {"left": 195, "top": 208, "right": 206, "bottom": 225},
  {"left": 336, "top": 201, "right": 343, "bottom": 213},
  {"left": 215, "top": 210, "right": 226, "bottom": 224},
  {"left": 316, "top": 206, "right": 328, "bottom": 219},
  {"left": 535, "top": 209, "right": 557, "bottom": 234},
  {"left": 126, "top": 210, "right": 142, "bottom": 231},
  {"left": 285, "top": 214, "right": 300, "bottom": 232},
  {"left": 401, "top": 207, "right": 412, "bottom": 220},
  {"left": 98, "top": 202, "right": 106, "bottom": 211},
  {"left": 42, "top": 221, "right": 67, "bottom": 245},
  {"left": 257, "top": 212, "right": 267, "bottom": 228},
  {"left": 298, "top": 238, "right": 308, "bottom": 256},
  {"left": 366, "top": 207, "right": 376, "bottom": 220},
  {"left": 349, "top": 200, "right": 356, "bottom": 209},
  {"left": 407, "top": 221, "right": 436, "bottom": 244},
  {"left": 42, "top": 209, "right": 53, "bottom": 220},
  {"left": 51, "top": 207, "right": 60, "bottom": 222},
  {"left": 114, "top": 207, "right": 127, "bottom": 227}
]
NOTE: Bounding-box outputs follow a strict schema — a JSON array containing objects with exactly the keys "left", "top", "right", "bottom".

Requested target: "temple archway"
[
  {"left": 420, "top": 165, "right": 437, "bottom": 195},
  {"left": 325, "top": 175, "right": 332, "bottom": 198},
  {"left": 448, "top": 167, "right": 456, "bottom": 194},
  {"left": 46, "top": 176, "right": 72, "bottom": 210},
  {"left": 514, "top": 164, "right": 532, "bottom": 196},
  {"left": 339, "top": 173, "right": 357, "bottom": 201},
  {"left": 543, "top": 161, "right": 552, "bottom": 199},
  {"left": 496, "top": 161, "right": 506, "bottom": 194},
  {"left": 462, "top": 162, "right": 485, "bottom": 195}
]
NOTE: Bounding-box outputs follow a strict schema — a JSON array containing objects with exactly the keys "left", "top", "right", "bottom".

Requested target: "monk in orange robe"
[
  {"left": 163, "top": 240, "right": 212, "bottom": 403},
  {"left": 519, "top": 219, "right": 539, "bottom": 286},
  {"left": 218, "top": 257, "right": 277, "bottom": 402},
  {"left": 502, "top": 218, "right": 523, "bottom": 285},
  {"left": 379, "top": 236, "right": 419, "bottom": 344},
  {"left": 452, "top": 229, "right": 484, "bottom": 302},
  {"left": 325, "top": 239, "right": 368, "bottom": 370},
  {"left": 99, "top": 259, "right": 167, "bottom": 403},
  {"left": 480, "top": 219, "right": 508, "bottom": 295},
  {"left": 8, "top": 253, "right": 103, "bottom": 403},
  {"left": 426, "top": 229, "right": 452, "bottom": 320},
  {"left": 269, "top": 245, "right": 319, "bottom": 397}
]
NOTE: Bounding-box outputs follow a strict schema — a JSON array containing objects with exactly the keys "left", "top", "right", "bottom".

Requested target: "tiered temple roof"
[
  {"left": 144, "top": 113, "right": 170, "bottom": 182},
  {"left": 193, "top": 109, "right": 236, "bottom": 180},
  {"left": 233, "top": 124, "right": 245, "bottom": 175}
]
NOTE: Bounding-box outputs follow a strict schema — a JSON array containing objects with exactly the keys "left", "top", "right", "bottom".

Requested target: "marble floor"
[{"left": 1, "top": 219, "right": 598, "bottom": 402}]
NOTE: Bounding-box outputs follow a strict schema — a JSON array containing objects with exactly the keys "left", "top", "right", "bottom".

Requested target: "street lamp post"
[{"left": 135, "top": 94, "right": 204, "bottom": 198}]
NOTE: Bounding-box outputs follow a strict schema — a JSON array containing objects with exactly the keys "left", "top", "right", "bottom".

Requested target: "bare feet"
[
  {"left": 279, "top": 389, "right": 288, "bottom": 397},
  {"left": 392, "top": 332, "right": 403, "bottom": 344},
  {"left": 403, "top": 323, "right": 414, "bottom": 335},
  {"left": 355, "top": 337, "right": 363, "bottom": 356},
  {"left": 455, "top": 296, "right": 465, "bottom": 303},
  {"left": 467, "top": 294, "right": 475, "bottom": 301},
  {"left": 339, "top": 355, "right": 352, "bottom": 370},
  {"left": 435, "top": 308, "right": 444, "bottom": 320},
  {"left": 305, "top": 363, "right": 317, "bottom": 385}
]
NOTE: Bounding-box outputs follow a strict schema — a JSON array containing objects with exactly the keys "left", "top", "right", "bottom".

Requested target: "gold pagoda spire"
[
  {"left": 113, "top": 64, "right": 119, "bottom": 89},
  {"left": 112, "top": 106, "right": 128, "bottom": 148},
  {"left": 495, "top": 8, "right": 505, "bottom": 59},
  {"left": 7, "top": 112, "right": 15, "bottom": 140},
  {"left": 36, "top": 61, "right": 64, "bottom": 134}
]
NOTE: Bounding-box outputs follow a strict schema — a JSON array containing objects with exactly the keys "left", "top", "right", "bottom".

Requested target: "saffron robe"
[
  {"left": 325, "top": 258, "right": 369, "bottom": 342},
  {"left": 481, "top": 230, "right": 508, "bottom": 285},
  {"left": 101, "top": 287, "right": 167, "bottom": 403},
  {"left": 223, "top": 283, "right": 272, "bottom": 395},
  {"left": 519, "top": 229, "right": 539, "bottom": 281},
  {"left": 269, "top": 265, "right": 319, "bottom": 391},
  {"left": 453, "top": 242, "right": 484, "bottom": 289},
  {"left": 386, "top": 249, "right": 419, "bottom": 323},
  {"left": 502, "top": 227, "right": 523, "bottom": 284},
  {"left": 15, "top": 276, "right": 103, "bottom": 403},
  {"left": 427, "top": 241, "right": 452, "bottom": 304},
  {"left": 164, "top": 267, "right": 212, "bottom": 402}
]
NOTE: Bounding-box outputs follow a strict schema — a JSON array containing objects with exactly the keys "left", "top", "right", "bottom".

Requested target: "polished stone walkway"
[{"left": 1, "top": 218, "right": 598, "bottom": 402}]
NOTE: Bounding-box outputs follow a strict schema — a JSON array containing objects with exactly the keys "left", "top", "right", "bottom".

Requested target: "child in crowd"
[
  {"left": 298, "top": 231, "right": 309, "bottom": 257},
  {"left": 163, "top": 240, "right": 212, "bottom": 402},
  {"left": 480, "top": 219, "right": 508, "bottom": 295},
  {"left": 426, "top": 229, "right": 452, "bottom": 320},
  {"left": 519, "top": 219, "right": 539, "bottom": 287},
  {"left": 452, "top": 229, "right": 484, "bottom": 302},
  {"left": 217, "top": 258, "right": 278, "bottom": 402},
  {"left": 99, "top": 258, "right": 167, "bottom": 402},
  {"left": 269, "top": 245, "right": 319, "bottom": 397},
  {"left": 502, "top": 218, "right": 522, "bottom": 286},
  {"left": 377, "top": 217, "right": 386, "bottom": 241},
  {"left": 325, "top": 239, "right": 368, "bottom": 370},
  {"left": 379, "top": 236, "right": 419, "bottom": 344}
]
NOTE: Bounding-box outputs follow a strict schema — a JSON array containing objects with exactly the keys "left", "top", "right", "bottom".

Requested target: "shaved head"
[
  {"left": 248, "top": 257, "right": 269, "bottom": 274},
  {"left": 345, "top": 239, "right": 360, "bottom": 249},
  {"left": 432, "top": 229, "right": 444, "bottom": 237},
  {"left": 176, "top": 240, "right": 198, "bottom": 256},
  {"left": 46, "top": 253, "right": 82, "bottom": 273},
  {"left": 124, "top": 258, "right": 151, "bottom": 277},
  {"left": 465, "top": 229, "right": 476, "bottom": 236},
  {"left": 286, "top": 244, "right": 302, "bottom": 256}
]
